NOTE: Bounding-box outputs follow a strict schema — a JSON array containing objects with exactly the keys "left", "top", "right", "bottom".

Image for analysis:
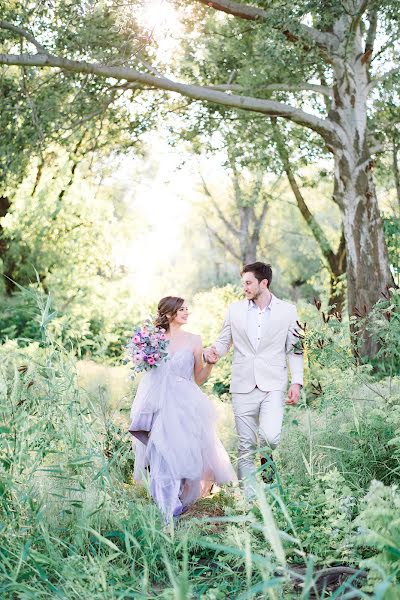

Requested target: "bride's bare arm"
[{"left": 193, "top": 335, "right": 214, "bottom": 385}]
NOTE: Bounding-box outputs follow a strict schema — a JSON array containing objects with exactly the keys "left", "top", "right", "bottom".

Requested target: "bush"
[
  {"left": 1, "top": 286, "right": 400, "bottom": 597},
  {"left": 356, "top": 480, "right": 400, "bottom": 598}
]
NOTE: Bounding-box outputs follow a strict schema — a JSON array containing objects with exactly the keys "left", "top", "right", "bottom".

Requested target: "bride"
[{"left": 129, "top": 296, "right": 237, "bottom": 520}]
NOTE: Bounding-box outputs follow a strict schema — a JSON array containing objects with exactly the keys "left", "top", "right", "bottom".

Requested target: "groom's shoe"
[{"left": 260, "top": 454, "right": 275, "bottom": 483}]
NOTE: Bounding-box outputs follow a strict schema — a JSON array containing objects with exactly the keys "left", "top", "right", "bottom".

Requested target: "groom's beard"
[{"left": 249, "top": 288, "right": 262, "bottom": 301}]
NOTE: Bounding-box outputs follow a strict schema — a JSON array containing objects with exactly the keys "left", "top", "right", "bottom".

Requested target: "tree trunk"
[
  {"left": 339, "top": 167, "right": 392, "bottom": 317},
  {"left": 330, "top": 16, "right": 394, "bottom": 355},
  {"left": 0, "top": 195, "right": 10, "bottom": 252},
  {"left": 0, "top": 195, "right": 15, "bottom": 295},
  {"left": 202, "top": 168, "right": 268, "bottom": 266},
  {"left": 393, "top": 139, "right": 400, "bottom": 213},
  {"left": 327, "top": 229, "right": 346, "bottom": 313},
  {"left": 272, "top": 122, "right": 347, "bottom": 312},
  {"left": 0, "top": 4, "right": 395, "bottom": 358},
  {"left": 31, "top": 157, "right": 45, "bottom": 196},
  {"left": 242, "top": 244, "right": 257, "bottom": 265}
]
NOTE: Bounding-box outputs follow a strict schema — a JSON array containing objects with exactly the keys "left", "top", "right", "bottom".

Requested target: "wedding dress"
[{"left": 129, "top": 347, "right": 237, "bottom": 519}]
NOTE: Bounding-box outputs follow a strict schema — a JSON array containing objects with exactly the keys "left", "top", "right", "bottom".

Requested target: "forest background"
[{"left": 1, "top": 1, "right": 400, "bottom": 598}]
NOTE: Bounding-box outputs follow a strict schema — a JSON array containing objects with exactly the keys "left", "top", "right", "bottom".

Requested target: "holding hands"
[
  {"left": 286, "top": 383, "right": 301, "bottom": 405},
  {"left": 204, "top": 345, "right": 301, "bottom": 406},
  {"left": 203, "top": 346, "right": 220, "bottom": 364}
]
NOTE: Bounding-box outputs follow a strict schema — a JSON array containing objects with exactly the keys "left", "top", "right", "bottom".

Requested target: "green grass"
[{"left": 1, "top": 327, "right": 400, "bottom": 598}]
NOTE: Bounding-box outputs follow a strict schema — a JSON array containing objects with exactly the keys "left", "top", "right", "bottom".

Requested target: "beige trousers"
[{"left": 232, "top": 387, "right": 285, "bottom": 483}]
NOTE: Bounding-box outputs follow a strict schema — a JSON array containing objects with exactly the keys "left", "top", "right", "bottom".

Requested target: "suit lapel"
[{"left": 238, "top": 300, "right": 255, "bottom": 352}]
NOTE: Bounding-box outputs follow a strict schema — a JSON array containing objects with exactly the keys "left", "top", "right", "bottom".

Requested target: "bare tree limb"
[
  {"left": 56, "top": 132, "right": 87, "bottom": 206},
  {"left": 196, "top": 0, "right": 267, "bottom": 21},
  {"left": 251, "top": 171, "right": 263, "bottom": 203},
  {"left": 195, "top": 0, "right": 336, "bottom": 49},
  {"left": 393, "top": 138, "right": 400, "bottom": 212},
  {"left": 369, "top": 65, "right": 400, "bottom": 90},
  {"left": 228, "top": 156, "right": 243, "bottom": 211},
  {"left": 371, "top": 32, "right": 399, "bottom": 63},
  {"left": 272, "top": 120, "right": 335, "bottom": 264},
  {"left": 350, "top": 0, "right": 370, "bottom": 33},
  {"left": 250, "top": 194, "right": 269, "bottom": 247},
  {"left": 20, "top": 41, "right": 44, "bottom": 151},
  {"left": 0, "top": 20, "right": 47, "bottom": 54},
  {"left": 364, "top": 8, "right": 378, "bottom": 56},
  {"left": 208, "top": 82, "right": 333, "bottom": 97},
  {"left": 200, "top": 173, "right": 241, "bottom": 237},
  {"left": 0, "top": 20, "right": 338, "bottom": 140},
  {"left": 0, "top": 51, "right": 338, "bottom": 140},
  {"left": 317, "top": 67, "right": 332, "bottom": 113},
  {"left": 204, "top": 219, "right": 241, "bottom": 261}
]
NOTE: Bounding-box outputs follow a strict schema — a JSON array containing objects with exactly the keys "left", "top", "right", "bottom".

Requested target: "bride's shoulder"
[{"left": 184, "top": 331, "right": 202, "bottom": 347}]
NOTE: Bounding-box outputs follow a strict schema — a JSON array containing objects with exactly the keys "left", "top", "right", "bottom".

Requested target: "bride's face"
[{"left": 171, "top": 303, "right": 189, "bottom": 326}]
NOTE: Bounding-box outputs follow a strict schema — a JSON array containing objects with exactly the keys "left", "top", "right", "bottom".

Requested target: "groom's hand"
[
  {"left": 203, "top": 346, "right": 220, "bottom": 364},
  {"left": 287, "top": 383, "right": 301, "bottom": 405}
]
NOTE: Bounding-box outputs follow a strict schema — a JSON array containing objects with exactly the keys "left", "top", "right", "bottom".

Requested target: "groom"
[{"left": 204, "top": 262, "right": 304, "bottom": 488}]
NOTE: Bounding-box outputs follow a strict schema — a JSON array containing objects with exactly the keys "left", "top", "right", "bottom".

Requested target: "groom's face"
[{"left": 242, "top": 271, "right": 268, "bottom": 300}]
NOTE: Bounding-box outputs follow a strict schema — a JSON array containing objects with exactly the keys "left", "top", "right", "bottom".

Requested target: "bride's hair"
[{"left": 155, "top": 296, "right": 184, "bottom": 331}]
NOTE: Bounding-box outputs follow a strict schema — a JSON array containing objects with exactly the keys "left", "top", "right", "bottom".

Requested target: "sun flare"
[{"left": 138, "top": 0, "right": 179, "bottom": 38}]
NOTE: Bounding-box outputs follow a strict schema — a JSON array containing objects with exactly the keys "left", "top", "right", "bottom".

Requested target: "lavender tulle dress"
[{"left": 129, "top": 348, "right": 237, "bottom": 519}]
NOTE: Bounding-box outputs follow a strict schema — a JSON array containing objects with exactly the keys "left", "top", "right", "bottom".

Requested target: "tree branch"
[
  {"left": 250, "top": 195, "right": 269, "bottom": 246},
  {"left": 368, "top": 66, "right": 400, "bottom": 91},
  {"left": 208, "top": 82, "right": 332, "bottom": 97},
  {"left": 0, "top": 20, "right": 47, "bottom": 54},
  {"left": 204, "top": 220, "right": 241, "bottom": 261},
  {"left": 0, "top": 52, "right": 336, "bottom": 139},
  {"left": 228, "top": 156, "right": 244, "bottom": 211},
  {"left": 350, "top": 0, "right": 370, "bottom": 33},
  {"left": 272, "top": 121, "right": 337, "bottom": 268},
  {"left": 196, "top": 0, "right": 267, "bottom": 20},
  {"left": 393, "top": 138, "right": 400, "bottom": 212},
  {"left": 200, "top": 173, "right": 241, "bottom": 237},
  {"left": 364, "top": 8, "right": 378, "bottom": 56},
  {"left": 195, "top": 0, "right": 336, "bottom": 49},
  {"left": 371, "top": 32, "right": 399, "bottom": 63},
  {"left": 317, "top": 66, "right": 332, "bottom": 113},
  {"left": 0, "top": 15, "right": 338, "bottom": 141}
]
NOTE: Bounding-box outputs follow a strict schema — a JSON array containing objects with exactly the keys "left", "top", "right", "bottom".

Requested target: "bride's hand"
[{"left": 204, "top": 346, "right": 219, "bottom": 364}]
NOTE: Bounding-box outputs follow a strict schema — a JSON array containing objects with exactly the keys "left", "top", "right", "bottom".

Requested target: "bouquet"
[{"left": 126, "top": 319, "right": 170, "bottom": 375}]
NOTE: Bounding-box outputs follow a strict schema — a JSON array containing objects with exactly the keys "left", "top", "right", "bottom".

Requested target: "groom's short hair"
[{"left": 241, "top": 262, "right": 272, "bottom": 287}]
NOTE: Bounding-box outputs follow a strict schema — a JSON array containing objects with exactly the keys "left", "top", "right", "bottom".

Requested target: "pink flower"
[
  {"left": 133, "top": 354, "right": 142, "bottom": 363},
  {"left": 159, "top": 333, "right": 166, "bottom": 341},
  {"left": 132, "top": 335, "right": 141, "bottom": 344},
  {"left": 147, "top": 357, "right": 155, "bottom": 366}
]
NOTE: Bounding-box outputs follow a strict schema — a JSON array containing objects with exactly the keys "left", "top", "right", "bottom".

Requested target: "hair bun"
[{"left": 154, "top": 296, "right": 184, "bottom": 332}]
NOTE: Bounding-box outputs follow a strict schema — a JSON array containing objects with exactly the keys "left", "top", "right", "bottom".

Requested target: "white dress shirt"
[{"left": 247, "top": 297, "right": 272, "bottom": 350}]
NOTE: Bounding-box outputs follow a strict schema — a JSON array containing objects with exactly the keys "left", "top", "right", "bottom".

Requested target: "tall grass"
[{"left": 1, "top": 288, "right": 399, "bottom": 598}]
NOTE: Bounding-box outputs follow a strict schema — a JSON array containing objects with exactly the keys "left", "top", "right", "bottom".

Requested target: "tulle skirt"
[{"left": 129, "top": 370, "right": 237, "bottom": 519}]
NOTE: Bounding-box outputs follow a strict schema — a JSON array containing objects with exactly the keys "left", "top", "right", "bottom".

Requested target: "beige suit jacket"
[{"left": 213, "top": 295, "right": 304, "bottom": 393}]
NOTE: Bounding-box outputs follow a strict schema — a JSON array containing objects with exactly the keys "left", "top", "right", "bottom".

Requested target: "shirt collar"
[{"left": 248, "top": 294, "right": 274, "bottom": 312}]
